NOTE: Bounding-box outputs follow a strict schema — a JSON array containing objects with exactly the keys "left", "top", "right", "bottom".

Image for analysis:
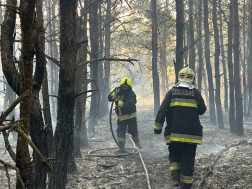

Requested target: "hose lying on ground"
[{"left": 87, "top": 99, "right": 151, "bottom": 189}]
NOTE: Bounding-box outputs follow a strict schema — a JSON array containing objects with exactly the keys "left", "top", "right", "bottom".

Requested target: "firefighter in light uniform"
[
  {"left": 108, "top": 77, "right": 142, "bottom": 151},
  {"left": 154, "top": 67, "right": 206, "bottom": 189}
]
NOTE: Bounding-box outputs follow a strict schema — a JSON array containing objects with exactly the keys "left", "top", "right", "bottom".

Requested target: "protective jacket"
[
  {"left": 154, "top": 86, "right": 206, "bottom": 145},
  {"left": 108, "top": 88, "right": 137, "bottom": 121}
]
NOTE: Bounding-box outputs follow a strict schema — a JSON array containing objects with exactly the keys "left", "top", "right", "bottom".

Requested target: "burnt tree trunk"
[
  {"left": 79, "top": 0, "right": 89, "bottom": 148},
  {"left": 88, "top": 0, "right": 99, "bottom": 134},
  {"left": 104, "top": 0, "right": 111, "bottom": 114},
  {"left": 48, "top": 0, "right": 77, "bottom": 188},
  {"left": 175, "top": 0, "right": 184, "bottom": 81},
  {"left": 197, "top": 0, "right": 203, "bottom": 93},
  {"left": 42, "top": 61, "right": 54, "bottom": 158},
  {"left": 75, "top": 6, "right": 89, "bottom": 158},
  {"left": 160, "top": 27, "right": 168, "bottom": 97},
  {"left": 248, "top": 0, "right": 252, "bottom": 116},
  {"left": 16, "top": 0, "right": 36, "bottom": 188},
  {"left": 219, "top": 0, "right": 228, "bottom": 113},
  {"left": 243, "top": 1, "right": 247, "bottom": 116},
  {"left": 151, "top": 0, "right": 160, "bottom": 116},
  {"left": 204, "top": 0, "right": 217, "bottom": 125},
  {"left": 233, "top": 0, "right": 244, "bottom": 136},
  {"left": 189, "top": 0, "right": 195, "bottom": 70},
  {"left": 228, "top": 0, "right": 236, "bottom": 133},
  {"left": 213, "top": 0, "right": 224, "bottom": 129}
]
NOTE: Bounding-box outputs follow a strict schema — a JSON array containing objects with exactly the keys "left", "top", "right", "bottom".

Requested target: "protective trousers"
[
  {"left": 117, "top": 117, "right": 139, "bottom": 146},
  {"left": 168, "top": 143, "right": 197, "bottom": 189}
]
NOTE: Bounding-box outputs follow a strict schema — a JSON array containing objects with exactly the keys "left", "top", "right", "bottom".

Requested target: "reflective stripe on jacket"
[{"left": 154, "top": 86, "right": 206, "bottom": 145}]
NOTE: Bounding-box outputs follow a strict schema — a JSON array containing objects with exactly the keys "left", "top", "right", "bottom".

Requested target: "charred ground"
[{"left": 1, "top": 106, "right": 252, "bottom": 189}]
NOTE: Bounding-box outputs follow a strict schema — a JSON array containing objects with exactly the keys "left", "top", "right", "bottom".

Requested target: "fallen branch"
[
  {"left": 0, "top": 159, "right": 25, "bottom": 189},
  {"left": 197, "top": 140, "right": 248, "bottom": 189},
  {"left": 77, "top": 57, "right": 138, "bottom": 68}
]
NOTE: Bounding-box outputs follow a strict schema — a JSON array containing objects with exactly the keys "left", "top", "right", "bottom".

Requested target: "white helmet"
[{"left": 178, "top": 67, "right": 195, "bottom": 84}]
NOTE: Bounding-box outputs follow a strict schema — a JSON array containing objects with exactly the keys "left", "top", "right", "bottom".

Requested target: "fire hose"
[{"left": 87, "top": 87, "right": 151, "bottom": 189}]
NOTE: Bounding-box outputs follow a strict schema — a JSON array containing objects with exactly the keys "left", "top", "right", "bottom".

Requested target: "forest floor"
[{"left": 1, "top": 106, "right": 252, "bottom": 189}]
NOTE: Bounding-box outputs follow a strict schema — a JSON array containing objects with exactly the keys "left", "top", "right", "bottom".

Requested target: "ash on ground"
[{"left": 1, "top": 106, "right": 252, "bottom": 189}]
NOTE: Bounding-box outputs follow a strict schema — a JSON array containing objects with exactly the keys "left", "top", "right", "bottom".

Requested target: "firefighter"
[
  {"left": 108, "top": 77, "right": 142, "bottom": 152},
  {"left": 154, "top": 67, "right": 206, "bottom": 189}
]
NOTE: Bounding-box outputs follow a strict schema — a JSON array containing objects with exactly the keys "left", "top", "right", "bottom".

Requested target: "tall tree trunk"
[
  {"left": 17, "top": 1, "right": 36, "bottom": 188},
  {"left": 175, "top": 0, "right": 184, "bottom": 81},
  {"left": 80, "top": 0, "right": 89, "bottom": 148},
  {"left": 42, "top": 63, "right": 54, "bottom": 158},
  {"left": 203, "top": 68, "right": 209, "bottom": 107},
  {"left": 75, "top": 6, "right": 89, "bottom": 158},
  {"left": 233, "top": 0, "right": 244, "bottom": 136},
  {"left": 228, "top": 0, "right": 236, "bottom": 133},
  {"left": 243, "top": 1, "right": 247, "bottom": 116},
  {"left": 151, "top": 0, "right": 160, "bottom": 116},
  {"left": 104, "top": 0, "right": 111, "bottom": 115},
  {"left": 28, "top": 0, "right": 48, "bottom": 188},
  {"left": 204, "top": 0, "right": 217, "bottom": 125},
  {"left": 189, "top": 0, "right": 195, "bottom": 70},
  {"left": 48, "top": 0, "right": 77, "bottom": 188},
  {"left": 248, "top": 0, "right": 252, "bottom": 117},
  {"left": 97, "top": 3, "right": 104, "bottom": 118},
  {"left": 160, "top": 27, "right": 167, "bottom": 98},
  {"left": 219, "top": 0, "right": 228, "bottom": 113},
  {"left": 197, "top": 0, "right": 203, "bottom": 93},
  {"left": 213, "top": 0, "right": 224, "bottom": 129},
  {"left": 88, "top": 0, "right": 99, "bottom": 134}
]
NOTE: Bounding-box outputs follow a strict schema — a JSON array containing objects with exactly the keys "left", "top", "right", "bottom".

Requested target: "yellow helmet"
[
  {"left": 178, "top": 67, "right": 195, "bottom": 84},
  {"left": 120, "top": 77, "right": 132, "bottom": 87}
]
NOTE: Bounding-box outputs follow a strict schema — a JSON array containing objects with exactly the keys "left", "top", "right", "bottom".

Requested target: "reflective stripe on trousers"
[
  {"left": 165, "top": 133, "right": 202, "bottom": 144},
  {"left": 116, "top": 112, "right": 137, "bottom": 121}
]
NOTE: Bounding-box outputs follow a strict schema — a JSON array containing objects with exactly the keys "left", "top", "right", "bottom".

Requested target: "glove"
[
  {"left": 111, "top": 91, "right": 117, "bottom": 100},
  {"left": 114, "top": 99, "right": 119, "bottom": 105}
]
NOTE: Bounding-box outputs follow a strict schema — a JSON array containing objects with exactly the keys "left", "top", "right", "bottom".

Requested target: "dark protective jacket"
[
  {"left": 108, "top": 88, "right": 137, "bottom": 121},
  {"left": 154, "top": 86, "right": 206, "bottom": 145}
]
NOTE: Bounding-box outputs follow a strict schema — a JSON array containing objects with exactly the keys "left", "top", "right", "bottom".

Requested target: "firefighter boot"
[
  {"left": 171, "top": 170, "right": 180, "bottom": 187},
  {"left": 133, "top": 136, "right": 142, "bottom": 149},
  {"left": 180, "top": 183, "right": 192, "bottom": 189},
  {"left": 115, "top": 140, "right": 125, "bottom": 153}
]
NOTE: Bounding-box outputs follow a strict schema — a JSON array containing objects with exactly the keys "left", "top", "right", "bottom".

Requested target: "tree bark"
[
  {"left": 151, "top": 0, "right": 160, "bottom": 116},
  {"left": 197, "top": 0, "right": 203, "bottom": 93},
  {"left": 175, "top": 0, "right": 184, "bottom": 81},
  {"left": 204, "top": 0, "right": 217, "bottom": 125},
  {"left": 75, "top": 5, "right": 89, "bottom": 158},
  {"left": 233, "top": 0, "right": 244, "bottom": 136},
  {"left": 104, "top": 0, "right": 111, "bottom": 114},
  {"left": 16, "top": 0, "right": 36, "bottom": 188},
  {"left": 213, "top": 0, "right": 224, "bottom": 129},
  {"left": 219, "top": 0, "right": 228, "bottom": 113},
  {"left": 88, "top": 0, "right": 99, "bottom": 134},
  {"left": 48, "top": 0, "right": 77, "bottom": 188},
  {"left": 242, "top": 1, "right": 247, "bottom": 116},
  {"left": 228, "top": 0, "right": 236, "bottom": 133},
  {"left": 189, "top": 0, "right": 195, "bottom": 71}
]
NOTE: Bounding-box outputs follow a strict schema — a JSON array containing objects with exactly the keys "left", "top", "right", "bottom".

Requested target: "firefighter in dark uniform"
[
  {"left": 154, "top": 67, "right": 206, "bottom": 189},
  {"left": 108, "top": 77, "right": 142, "bottom": 151}
]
